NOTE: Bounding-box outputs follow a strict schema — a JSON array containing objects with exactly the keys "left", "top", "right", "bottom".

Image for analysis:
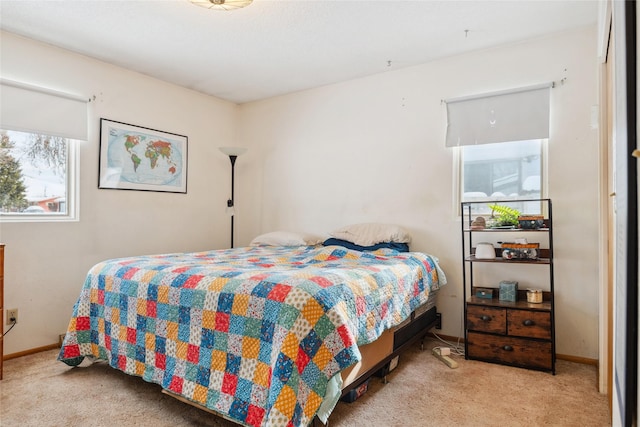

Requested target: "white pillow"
[
  {"left": 330, "top": 223, "right": 411, "bottom": 247},
  {"left": 249, "top": 231, "right": 324, "bottom": 247}
]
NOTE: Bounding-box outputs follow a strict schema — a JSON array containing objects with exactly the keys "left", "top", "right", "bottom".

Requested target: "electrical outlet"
[{"left": 6, "top": 308, "right": 18, "bottom": 325}]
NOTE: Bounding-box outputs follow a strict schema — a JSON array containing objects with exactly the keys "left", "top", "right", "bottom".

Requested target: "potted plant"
[{"left": 487, "top": 204, "right": 521, "bottom": 228}]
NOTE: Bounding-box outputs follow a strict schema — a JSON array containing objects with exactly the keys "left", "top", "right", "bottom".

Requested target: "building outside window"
[{"left": 459, "top": 139, "right": 545, "bottom": 215}]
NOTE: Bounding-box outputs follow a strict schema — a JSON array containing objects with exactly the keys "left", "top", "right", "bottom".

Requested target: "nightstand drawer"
[
  {"left": 467, "top": 332, "right": 552, "bottom": 370},
  {"left": 508, "top": 310, "right": 551, "bottom": 339},
  {"left": 467, "top": 305, "right": 506, "bottom": 334}
]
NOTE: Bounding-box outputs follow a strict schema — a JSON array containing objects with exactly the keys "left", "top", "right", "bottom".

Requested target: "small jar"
[{"left": 527, "top": 289, "right": 543, "bottom": 303}]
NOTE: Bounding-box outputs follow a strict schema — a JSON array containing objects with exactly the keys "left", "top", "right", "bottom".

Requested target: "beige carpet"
[{"left": 0, "top": 339, "right": 610, "bottom": 427}]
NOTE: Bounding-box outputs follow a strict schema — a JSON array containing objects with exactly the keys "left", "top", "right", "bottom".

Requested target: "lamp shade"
[
  {"left": 189, "top": 0, "right": 253, "bottom": 11},
  {"left": 219, "top": 146, "right": 248, "bottom": 157}
]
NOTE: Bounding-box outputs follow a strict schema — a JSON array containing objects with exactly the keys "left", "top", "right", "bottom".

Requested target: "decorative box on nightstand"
[
  {"left": 499, "top": 281, "right": 518, "bottom": 302},
  {"left": 475, "top": 287, "right": 494, "bottom": 299}
]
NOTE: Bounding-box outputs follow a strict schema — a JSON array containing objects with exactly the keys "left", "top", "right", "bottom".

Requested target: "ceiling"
[{"left": 0, "top": 0, "right": 598, "bottom": 105}]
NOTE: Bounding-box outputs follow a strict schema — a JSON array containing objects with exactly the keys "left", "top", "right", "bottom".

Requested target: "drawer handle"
[
  {"left": 502, "top": 345, "right": 514, "bottom": 352},
  {"left": 480, "top": 315, "right": 491, "bottom": 322},
  {"left": 523, "top": 319, "right": 535, "bottom": 326}
]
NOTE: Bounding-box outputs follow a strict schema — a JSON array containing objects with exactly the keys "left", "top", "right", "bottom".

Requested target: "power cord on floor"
[
  {"left": 2, "top": 319, "right": 17, "bottom": 337},
  {"left": 430, "top": 309, "right": 466, "bottom": 356},
  {"left": 431, "top": 332, "right": 465, "bottom": 356}
]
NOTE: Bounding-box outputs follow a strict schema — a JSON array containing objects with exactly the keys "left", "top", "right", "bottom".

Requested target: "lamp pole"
[
  {"left": 219, "top": 146, "right": 247, "bottom": 249},
  {"left": 228, "top": 154, "right": 237, "bottom": 248}
]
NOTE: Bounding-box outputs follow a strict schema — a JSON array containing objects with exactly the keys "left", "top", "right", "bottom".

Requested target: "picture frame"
[{"left": 98, "top": 119, "right": 187, "bottom": 193}]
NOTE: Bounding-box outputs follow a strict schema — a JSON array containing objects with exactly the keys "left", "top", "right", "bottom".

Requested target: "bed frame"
[{"left": 338, "top": 305, "right": 439, "bottom": 397}]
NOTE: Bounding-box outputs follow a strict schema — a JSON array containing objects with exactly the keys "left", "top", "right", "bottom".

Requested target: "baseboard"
[
  {"left": 556, "top": 353, "right": 598, "bottom": 366},
  {"left": 4, "top": 343, "right": 59, "bottom": 361},
  {"left": 427, "top": 332, "right": 462, "bottom": 343}
]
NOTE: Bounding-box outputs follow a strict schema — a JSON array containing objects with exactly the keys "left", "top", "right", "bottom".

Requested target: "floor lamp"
[{"left": 219, "top": 146, "right": 247, "bottom": 248}]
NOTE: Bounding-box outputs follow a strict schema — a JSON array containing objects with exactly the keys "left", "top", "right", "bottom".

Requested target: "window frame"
[
  {"left": 0, "top": 131, "right": 79, "bottom": 223},
  {"left": 454, "top": 139, "right": 549, "bottom": 217}
]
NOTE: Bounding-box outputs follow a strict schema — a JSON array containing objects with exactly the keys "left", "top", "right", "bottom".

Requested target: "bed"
[{"left": 59, "top": 238, "right": 446, "bottom": 427}]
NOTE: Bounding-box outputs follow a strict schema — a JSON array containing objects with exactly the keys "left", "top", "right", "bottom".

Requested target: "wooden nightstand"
[{"left": 466, "top": 297, "right": 553, "bottom": 371}]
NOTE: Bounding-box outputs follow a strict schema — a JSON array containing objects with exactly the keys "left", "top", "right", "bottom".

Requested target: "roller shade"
[
  {"left": 445, "top": 83, "right": 551, "bottom": 147},
  {"left": 0, "top": 79, "right": 88, "bottom": 140}
]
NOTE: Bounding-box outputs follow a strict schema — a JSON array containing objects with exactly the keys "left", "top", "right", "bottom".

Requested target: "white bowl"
[{"left": 475, "top": 242, "right": 495, "bottom": 259}]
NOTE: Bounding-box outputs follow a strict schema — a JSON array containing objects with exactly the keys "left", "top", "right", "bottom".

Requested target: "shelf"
[
  {"left": 463, "top": 228, "right": 549, "bottom": 233},
  {"left": 465, "top": 255, "right": 551, "bottom": 264},
  {"left": 467, "top": 296, "right": 552, "bottom": 311},
  {"left": 462, "top": 198, "right": 555, "bottom": 374}
]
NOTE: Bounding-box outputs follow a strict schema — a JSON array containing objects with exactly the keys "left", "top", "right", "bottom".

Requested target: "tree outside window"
[{"left": 0, "top": 130, "right": 68, "bottom": 215}]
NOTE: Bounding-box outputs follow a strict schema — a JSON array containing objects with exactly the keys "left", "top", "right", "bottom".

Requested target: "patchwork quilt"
[{"left": 59, "top": 245, "right": 446, "bottom": 427}]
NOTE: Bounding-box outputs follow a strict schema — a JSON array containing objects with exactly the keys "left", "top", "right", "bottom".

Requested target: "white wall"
[
  {"left": 0, "top": 26, "right": 601, "bottom": 360},
  {"left": 0, "top": 32, "right": 239, "bottom": 355},
  {"left": 238, "top": 26, "right": 600, "bottom": 359}
]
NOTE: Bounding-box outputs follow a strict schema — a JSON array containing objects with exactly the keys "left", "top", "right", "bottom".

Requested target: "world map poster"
[{"left": 98, "top": 119, "right": 187, "bottom": 193}]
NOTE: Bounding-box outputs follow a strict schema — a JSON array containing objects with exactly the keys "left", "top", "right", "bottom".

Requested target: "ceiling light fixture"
[{"left": 189, "top": 0, "right": 253, "bottom": 11}]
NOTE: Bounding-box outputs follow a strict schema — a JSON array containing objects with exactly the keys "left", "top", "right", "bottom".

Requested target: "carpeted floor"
[{"left": 0, "top": 339, "right": 610, "bottom": 426}]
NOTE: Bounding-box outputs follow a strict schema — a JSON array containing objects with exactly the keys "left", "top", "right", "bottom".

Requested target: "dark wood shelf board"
[
  {"left": 464, "top": 228, "right": 549, "bottom": 232},
  {"left": 465, "top": 255, "right": 551, "bottom": 265},
  {"left": 467, "top": 296, "right": 552, "bottom": 311}
]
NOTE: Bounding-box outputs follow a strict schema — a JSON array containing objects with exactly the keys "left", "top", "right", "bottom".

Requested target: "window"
[
  {"left": 0, "top": 79, "right": 87, "bottom": 222},
  {"left": 445, "top": 83, "right": 551, "bottom": 216},
  {"left": 0, "top": 129, "right": 77, "bottom": 220},
  {"left": 458, "top": 139, "right": 545, "bottom": 215}
]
